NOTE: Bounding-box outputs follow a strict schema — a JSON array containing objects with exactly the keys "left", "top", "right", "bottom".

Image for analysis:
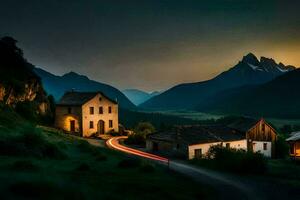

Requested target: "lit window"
[
  {"left": 99, "top": 107, "right": 103, "bottom": 114},
  {"left": 109, "top": 120, "right": 113, "bottom": 128},
  {"left": 108, "top": 106, "right": 112, "bottom": 113},
  {"left": 89, "top": 107, "right": 94, "bottom": 115},
  {"left": 67, "top": 107, "right": 72, "bottom": 114},
  {"left": 89, "top": 121, "right": 94, "bottom": 129},
  {"left": 263, "top": 143, "right": 267, "bottom": 150}
]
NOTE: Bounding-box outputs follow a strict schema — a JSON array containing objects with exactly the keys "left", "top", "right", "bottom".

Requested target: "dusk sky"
[{"left": 1, "top": 0, "right": 300, "bottom": 91}]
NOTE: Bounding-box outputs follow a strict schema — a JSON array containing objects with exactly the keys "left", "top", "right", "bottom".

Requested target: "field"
[
  {"left": 0, "top": 110, "right": 216, "bottom": 199},
  {"left": 154, "top": 110, "right": 300, "bottom": 129}
]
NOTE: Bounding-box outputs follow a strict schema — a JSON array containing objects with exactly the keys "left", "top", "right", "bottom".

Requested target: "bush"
[
  {"left": 117, "top": 158, "right": 141, "bottom": 169},
  {"left": 139, "top": 163, "right": 155, "bottom": 173},
  {"left": 95, "top": 154, "right": 107, "bottom": 161},
  {"left": 11, "top": 160, "right": 39, "bottom": 172},
  {"left": 194, "top": 145, "right": 267, "bottom": 174},
  {"left": 15, "top": 101, "right": 38, "bottom": 122},
  {"left": 0, "top": 125, "right": 65, "bottom": 159},
  {"left": 275, "top": 135, "right": 290, "bottom": 159},
  {"left": 124, "top": 133, "right": 146, "bottom": 145},
  {"left": 75, "top": 163, "right": 91, "bottom": 172}
]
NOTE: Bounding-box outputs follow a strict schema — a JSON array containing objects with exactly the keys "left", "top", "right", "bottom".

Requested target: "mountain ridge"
[
  {"left": 34, "top": 68, "right": 136, "bottom": 110},
  {"left": 140, "top": 53, "right": 295, "bottom": 110}
]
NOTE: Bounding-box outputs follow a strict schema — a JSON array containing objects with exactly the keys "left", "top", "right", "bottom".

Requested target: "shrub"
[
  {"left": 117, "top": 158, "right": 141, "bottom": 169},
  {"left": 95, "top": 154, "right": 107, "bottom": 161},
  {"left": 11, "top": 160, "right": 39, "bottom": 172},
  {"left": 124, "top": 133, "right": 146, "bottom": 145},
  {"left": 139, "top": 163, "right": 155, "bottom": 173},
  {"left": 75, "top": 163, "right": 91, "bottom": 172},
  {"left": 196, "top": 145, "right": 267, "bottom": 174},
  {"left": 15, "top": 101, "right": 37, "bottom": 122},
  {"left": 275, "top": 135, "right": 290, "bottom": 159}
]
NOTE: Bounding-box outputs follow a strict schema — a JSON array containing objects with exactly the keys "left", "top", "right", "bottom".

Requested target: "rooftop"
[{"left": 57, "top": 91, "right": 117, "bottom": 106}]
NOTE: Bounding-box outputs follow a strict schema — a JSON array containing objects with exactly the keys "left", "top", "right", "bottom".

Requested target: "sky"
[{"left": 1, "top": 0, "right": 300, "bottom": 92}]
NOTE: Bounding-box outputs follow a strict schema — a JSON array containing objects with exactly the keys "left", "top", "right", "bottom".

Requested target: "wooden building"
[
  {"left": 146, "top": 118, "right": 277, "bottom": 159},
  {"left": 286, "top": 132, "right": 300, "bottom": 158},
  {"left": 55, "top": 91, "right": 119, "bottom": 137}
]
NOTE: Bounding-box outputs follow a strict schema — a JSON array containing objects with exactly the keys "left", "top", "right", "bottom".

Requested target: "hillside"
[
  {"left": 0, "top": 107, "right": 215, "bottom": 199},
  {"left": 140, "top": 53, "right": 295, "bottom": 110},
  {"left": 0, "top": 36, "right": 52, "bottom": 121},
  {"left": 34, "top": 68, "right": 136, "bottom": 110},
  {"left": 196, "top": 69, "right": 300, "bottom": 118},
  {"left": 122, "top": 89, "right": 160, "bottom": 105}
]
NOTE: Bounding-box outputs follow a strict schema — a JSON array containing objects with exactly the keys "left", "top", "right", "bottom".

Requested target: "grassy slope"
[{"left": 0, "top": 111, "right": 215, "bottom": 199}]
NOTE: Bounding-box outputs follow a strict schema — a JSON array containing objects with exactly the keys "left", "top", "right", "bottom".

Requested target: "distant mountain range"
[
  {"left": 34, "top": 68, "right": 136, "bottom": 110},
  {"left": 140, "top": 53, "right": 296, "bottom": 111},
  {"left": 196, "top": 68, "right": 300, "bottom": 118},
  {"left": 122, "top": 89, "right": 160, "bottom": 105}
]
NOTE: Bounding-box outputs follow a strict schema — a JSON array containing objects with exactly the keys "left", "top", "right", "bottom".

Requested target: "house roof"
[
  {"left": 227, "top": 117, "right": 259, "bottom": 133},
  {"left": 57, "top": 91, "right": 117, "bottom": 106},
  {"left": 148, "top": 125, "right": 245, "bottom": 145},
  {"left": 286, "top": 132, "right": 300, "bottom": 142}
]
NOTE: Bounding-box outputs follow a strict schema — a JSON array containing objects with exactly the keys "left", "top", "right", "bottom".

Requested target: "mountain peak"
[
  {"left": 242, "top": 53, "right": 259, "bottom": 66},
  {"left": 62, "top": 71, "right": 89, "bottom": 80}
]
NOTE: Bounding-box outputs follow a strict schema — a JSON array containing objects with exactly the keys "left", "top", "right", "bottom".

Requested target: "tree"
[{"left": 134, "top": 122, "right": 155, "bottom": 136}]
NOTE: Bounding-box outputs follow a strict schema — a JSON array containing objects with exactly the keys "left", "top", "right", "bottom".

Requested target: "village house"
[
  {"left": 146, "top": 118, "right": 277, "bottom": 159},
  {"left": 55, "top": 91, "right": 119, "bottom": 137},
  {"left": 286, "top": 132, "right": 300, "bottom": 158}
]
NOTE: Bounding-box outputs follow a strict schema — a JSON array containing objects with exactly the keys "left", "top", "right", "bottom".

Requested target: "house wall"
[
  {"left": 188, "top": 140, "right": 247, "bottom": 160},
  {"left": 81, "top": 93, "right": 118, "bottom": 137},
  {"left": 55, "top": 106, "right": 82, "bottom": 134},
  {"left": 246, "top": 119, "right": 277, "bottom": 157},
  {"left": 252, "top": 141, "right": 272, "bottom": 157},
  {"left": 146, "top": 139, "right": 188, "bottom": 158},
  {"left": 289, "top": 141, "right": 300, "bottom": 157}
]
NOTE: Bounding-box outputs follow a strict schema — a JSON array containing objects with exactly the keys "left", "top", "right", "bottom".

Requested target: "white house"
[{"left": 146, "top": 118, "right": 277, "bottom": 159}]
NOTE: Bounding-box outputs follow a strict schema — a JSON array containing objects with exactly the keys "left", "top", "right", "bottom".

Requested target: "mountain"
[
  {"left": 196, "top": 69, "right": 300, "bottom": 118},
  {"left": 140, "top": 53, "right": 295, "bottom": 110},
  {"left": 122, "top": 89, "right": 160, "bottom": 105},
  {"left": 34, "top": 68, "right": 136, "bottom": 110}
]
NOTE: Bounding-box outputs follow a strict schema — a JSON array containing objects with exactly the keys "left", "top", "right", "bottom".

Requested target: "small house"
[
  {"left": 55, "top": 91, "right": 119, "bottom": 137},
  {"left": 146, "top": 118, "right": 277, "bottom": 159},
  {"left": 286, "top": 132, "right": 300, "bottom": 158}
]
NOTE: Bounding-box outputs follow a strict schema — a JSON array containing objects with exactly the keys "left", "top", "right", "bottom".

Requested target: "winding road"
[{"left": 106, "top": 136, "right": 264, "bottom": 200}]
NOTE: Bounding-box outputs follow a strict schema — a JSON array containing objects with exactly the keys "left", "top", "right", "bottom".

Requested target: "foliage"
[
  {"left": 275, "top": 135, "right": 290, "bottom": 159},
  {"left": 125, "top": 122, "right": 155, "bottom": 145},
  {"left": 117, "top": 158, "right": 141, "bottom": 169},
  {"left": 192, "top": 145, "right": 267, "bottom": 174},
  {"left": 15, "top": 101, "right": 38, "bottom": 122},
  {"left": 0, "top": 124, "right": 66, "bottom": 159},
  {"left": 11, "top": 160, "right": 39, "bottom": 172}
]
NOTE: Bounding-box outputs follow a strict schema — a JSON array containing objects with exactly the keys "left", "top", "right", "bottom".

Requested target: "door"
[
  {"left": 70, "top": 120, "right": 75, "bottom": 132},
  {"left": 97, "top": 120, "right": 105, "bottom": 135}
]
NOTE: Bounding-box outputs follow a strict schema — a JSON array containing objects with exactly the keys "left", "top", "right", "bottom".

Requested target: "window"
[
  {"left": 176, "top": 144, "right": 180, "bottom": 149},
  {"left": 226, "top": 143, "right": 230, "bottom": 149},
  {"left": 108, "top": 106, "right": 112, "bottom": 113},
  {"left": 263, "top": 143, "right": 267, "bottom": 150},
  {"left": 99, "top": 106, "right": 103, "bottom": 114},
  {"left": 109, "top": 120, "right": 113, "bottom": 128},
  {"left": 89, "top": 107, "right": 94, "bottom": 114},
  {"left": 67, "top": 107, "right": 72, "bottom": 114},
  {"left": 99, "top": 97, "right": 102, "bottom": 101},
  {"left": 194, "top": 149, "right": 202, "bottom": 159},
  {"left": 89, "top": 121, "right": 94, "bottom": 129}
]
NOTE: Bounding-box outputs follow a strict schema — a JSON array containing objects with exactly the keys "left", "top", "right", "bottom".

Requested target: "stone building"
[
  {"left": 146, "top": 118, "right": 277, "bottom": 159},
  {"left": 55, "top": 91, "right": 119, "bottom": 137}
]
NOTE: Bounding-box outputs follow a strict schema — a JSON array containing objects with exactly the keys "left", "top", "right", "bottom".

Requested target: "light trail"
[{"left": 106, "top": 136, "right": 169, "bottom": 163}]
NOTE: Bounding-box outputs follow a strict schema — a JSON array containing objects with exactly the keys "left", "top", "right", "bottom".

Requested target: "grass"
[{"left": 0, "top": 111, "right": 216, "bottom": 199}]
